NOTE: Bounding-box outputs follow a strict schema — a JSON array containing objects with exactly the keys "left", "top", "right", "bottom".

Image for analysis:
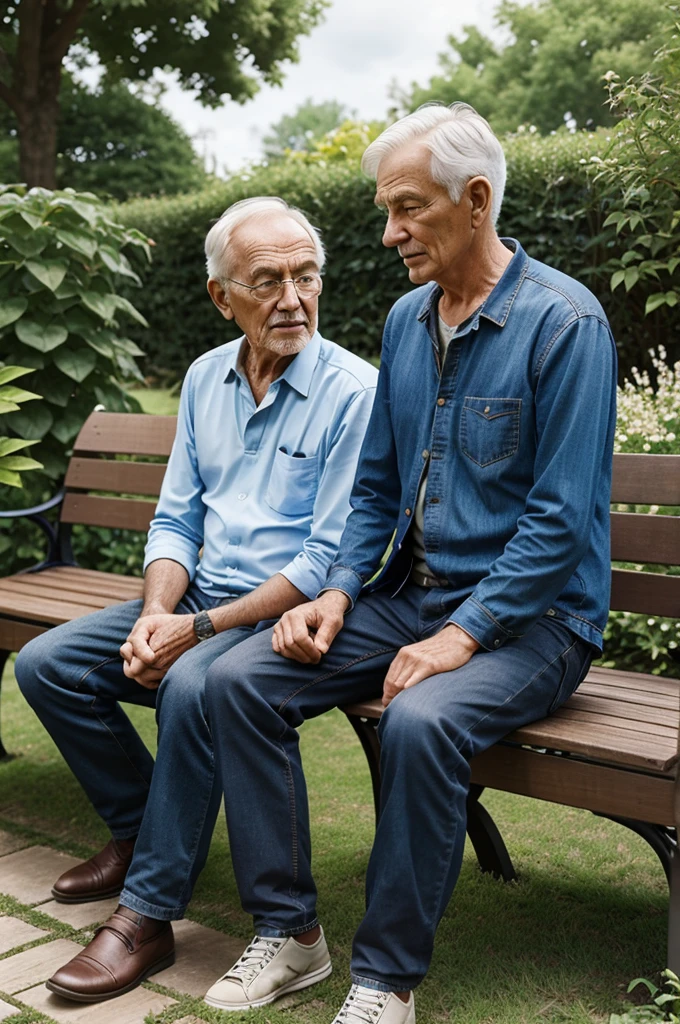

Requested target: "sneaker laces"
[
  {"left": 225, "top": 936, "right": 285, "bottom": 985},
  {"left": 335, "top": 984, "right": 387, "bottom": 1023}
]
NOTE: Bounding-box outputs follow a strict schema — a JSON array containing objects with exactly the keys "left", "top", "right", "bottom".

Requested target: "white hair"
[
  {"left": 362, "top": 102, "right": 506, "bottom": 226},
  {"left": 205, "top": 196, "right": 326, "bottom": 280}
]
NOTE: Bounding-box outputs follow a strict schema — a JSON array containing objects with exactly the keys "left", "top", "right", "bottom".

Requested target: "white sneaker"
[
  {"left": 204, "top": 929, "right": 332, "bottom": 1010},
  {"left": 331, "top": 984, "right": 416, "bottom": 1024}
]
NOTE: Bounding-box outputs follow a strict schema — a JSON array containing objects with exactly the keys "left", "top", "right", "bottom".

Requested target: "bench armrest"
[
  {"left": 0, "top": 488, "right": 67, "bottom": 570},
  {"left": 0, "top": 489, "right": 65, "bottom": 520}
]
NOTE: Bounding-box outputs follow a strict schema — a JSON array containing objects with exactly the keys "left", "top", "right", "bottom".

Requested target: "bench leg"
[
  {"left": 467, "top": 784, "right": 518, "bottom": 882},
  {"left": 0, "top": 649, "right": 11, "bottom": 762},
  {"left": 345, "top": 715, "right": 518, "bottom": 882},
  {"left": 594, "top": 812, "right": 678, "bottom": 971}
]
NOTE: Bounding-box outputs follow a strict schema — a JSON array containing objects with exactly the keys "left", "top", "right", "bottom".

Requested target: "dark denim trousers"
[
  {"left": 14, "top": 585, "right": 256, "bottom": 919},
  {"left": 205, "top": 584, "right": 592, "bottom": 992}
]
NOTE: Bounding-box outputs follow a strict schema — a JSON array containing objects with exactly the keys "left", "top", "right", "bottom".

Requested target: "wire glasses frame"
[{"left": 224, "top": 273, "right": 322, "bottom": 303}]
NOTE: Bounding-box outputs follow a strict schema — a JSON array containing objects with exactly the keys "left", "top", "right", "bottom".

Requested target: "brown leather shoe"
[
  {"left": 51, "top": 838, "right": 136, "bottom": 903},
  {"left": 46, "top": 906, "right": 175, "bottom": 1002}
]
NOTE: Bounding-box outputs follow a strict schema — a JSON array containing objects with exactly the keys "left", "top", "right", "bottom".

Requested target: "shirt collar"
[
  {"left": 224, "top": 331, "right": 321, "bottom": 398},
  {"left": 416, "top": 238, "right": 529, "bottom": 330}
]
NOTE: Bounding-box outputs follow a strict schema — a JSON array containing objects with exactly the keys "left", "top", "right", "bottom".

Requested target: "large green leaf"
[
  {"left": 0, "top": 385, "right": 40, "bottom": 404},
  {"left": 0, "top": 437, "right": 39, "bottom": 458},
  {"left": 0, "top": 455, "right": 43, "bottom": 471},
  {"left": 0, "top": 399, "right": 20, "bottom": 414},
  {"left": 15, "top": 320, "right": 68, "bottom": 352},
  {"left": 81, "top": 291, "right": 118, "bottom": 322},
  {"left": 5, "top": 403, "right": 54, "bottom": 439},
  {"left": 0, "top": 296, "right": 28, "bottom": 330},
  {"left": 50, "top": 408, "right": 87, "bottom": 444},
  {"left": 0, "top": 467, "right": 22, "bottom": 487},
  {"left": 8, "top": 231, "right": 49, "bottom": 258},
  {"left": 56, "top": 228, "right": 97, "bottom": 260},
  {"left": 26, "top": 259, "right": 68, "bottom": 293},
  {"left": 0, "top": 365, "right": 33, "bottom": 386},
  {"left": 114, "top": 295, "right": 148, "bottom": 327},
  {"left": 53, "top": 346, "right": 98, "bottom": 382}
]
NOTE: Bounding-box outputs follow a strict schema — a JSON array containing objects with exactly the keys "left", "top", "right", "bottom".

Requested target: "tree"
[
  {"left": 262, "top": 98, "right": 349, "bottom": 161},
  {"left": 0, "top": 0, "right": 328, "bottom": 188},
  {"left": 0, "top": 75, "right": 206, "bottom": 199},
  {"left": 392, "top": 0, "right": 671, "bottom": 134}
]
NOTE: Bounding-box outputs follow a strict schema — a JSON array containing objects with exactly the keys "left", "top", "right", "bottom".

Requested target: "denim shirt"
[
  {"left": 324, "top": 240, "right": 617, "bottom": 651},
  {"left": 144, "top": 332, "right": 377, "bottom": 600}
]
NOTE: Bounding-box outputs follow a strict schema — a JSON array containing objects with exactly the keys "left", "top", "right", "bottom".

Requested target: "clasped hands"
[
  {"left": 273, "top": 591, "right": 480, "bottom": 706},
  {"left": 120, "top": 612, "right": 199, "bottom": 689}
]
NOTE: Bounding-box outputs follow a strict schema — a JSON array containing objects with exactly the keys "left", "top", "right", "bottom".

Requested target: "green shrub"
[
  {"left": 0, "top": 185, "right": 150, "bottom": 485},
  {"left": 0, "top": 365, "right": 42, "bottom": 488},
  {"left": 117, "top": 128, "right": 679, "bottom": 382}
]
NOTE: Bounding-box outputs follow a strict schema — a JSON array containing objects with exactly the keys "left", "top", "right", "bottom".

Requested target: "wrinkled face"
[
  {"left": 211, "top": 213, "right": 322, "bottom": 356},
  {"left": 375, "top": 140, "right": 475, "bottom": 285}
]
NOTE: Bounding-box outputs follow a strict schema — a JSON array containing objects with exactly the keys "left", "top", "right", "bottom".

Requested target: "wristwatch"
[{"left": 193, "top": 610, "right": 217, "bottom": 642}]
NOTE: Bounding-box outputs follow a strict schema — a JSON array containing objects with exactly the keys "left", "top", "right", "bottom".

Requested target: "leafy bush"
[
  {"left": 0, "top": 185, "right": 150, "bottom": 484},
  {"left": 610, "top": 970, "right": 680, "bottom": 1024},
  {"left": 117, "top": 128, "right": 679, "bottom": 382},
  {"left": 0, "top": 366, "right": 42, "bottom": 487}
]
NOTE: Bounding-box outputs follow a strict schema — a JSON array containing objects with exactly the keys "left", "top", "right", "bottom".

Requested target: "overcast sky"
[{"left": 155, "top": 0, "right": 511, "bottom": 174}]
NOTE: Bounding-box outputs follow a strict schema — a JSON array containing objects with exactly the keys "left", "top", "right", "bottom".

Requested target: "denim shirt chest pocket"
[
  {"left": 460, "top": 396, "right": 522, "bottom": 467},
  {"left": 265, "top": 447, "right": 319, "bottom": 516}
]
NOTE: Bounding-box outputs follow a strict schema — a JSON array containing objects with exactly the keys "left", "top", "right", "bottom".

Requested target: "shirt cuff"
[
  {"left": 277, "top": 554, "right": 324, "bottom": 601},
  {"left": 448, "top": 596, "right": 515, "bottom": 651},
  {"left": 143, "top": 539, "right": 199, "bottom": 582},
  {"left": 320, "top": 566, "right": 364, "bottom": 609}
]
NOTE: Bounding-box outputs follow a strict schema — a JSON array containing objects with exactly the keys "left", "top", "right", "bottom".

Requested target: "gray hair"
[
  {"left": 362, "top": 102, "right": 506, "bottom": 226},
  {"left": 205, "top": 196, "right": 326, "bottom": 280}
]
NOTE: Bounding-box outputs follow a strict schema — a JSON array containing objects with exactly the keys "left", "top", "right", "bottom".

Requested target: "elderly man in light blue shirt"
[{"left": 15, "top": 196, "right": 377, "bottom": 1003}]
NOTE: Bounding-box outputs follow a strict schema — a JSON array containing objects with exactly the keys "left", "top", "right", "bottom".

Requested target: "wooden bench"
[
  {"left": 0, "top": 410, "right": 177, "bottom": 759},
  {"left": 343, "top": 452, "right": 680, "bottom": 972}
]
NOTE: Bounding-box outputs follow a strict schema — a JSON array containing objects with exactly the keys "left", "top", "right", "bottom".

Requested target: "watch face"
[{"left": 194, "top": 611, "right": 216, "bottom": 641}]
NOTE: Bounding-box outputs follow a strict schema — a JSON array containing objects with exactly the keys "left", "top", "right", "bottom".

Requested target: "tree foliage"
[
  {"left": 0, "top": 76, "right": 207, "bottom": 200},
  {"left": 393, "top": 0, "right": 671, "bottom": 134},
  {"left": 596, "top": 20, "right": 680, "bottom": 316},
  {"left": 283, "top": 118, "right": 387, "bottom": 165},
  {"left": 0, "top": 0, "right": 328, "bottom": 187},
  {"left": 262, "top": 98, "right": 349, "bottom": 161}
]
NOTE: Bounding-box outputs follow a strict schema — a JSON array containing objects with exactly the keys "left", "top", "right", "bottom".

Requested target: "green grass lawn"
[{"left": 0, "top": 655, "right": 667, "bottom": 1024}]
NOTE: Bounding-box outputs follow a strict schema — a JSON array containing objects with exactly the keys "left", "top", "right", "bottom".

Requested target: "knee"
[
  {"left": 204, "top": 653, "right": 249, "bottom": 714},
  {"left": 14, "top": 633, "right": 52, "bottom": 703},
  {"left": 379, "top": 690, "right": 466, "bottom": 762},
  {"left": 156, "top": 663, "right": 206, "bottom": 720}
]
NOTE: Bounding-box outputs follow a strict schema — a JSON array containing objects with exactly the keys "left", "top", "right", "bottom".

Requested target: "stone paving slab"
[
  {"left": 0, "top": 833, "right": 29, "bottom": 858},
  {"left": 0, "top": 999, "right": 19, "bottom": 1021},
  {"left": 39, "top": 897, "right": 119, "bottom": 929},
  {"left": 0, "top": 847, "right": 82, "bottom": 905},
  {"left": 0, "top": 916, "right": 48, "bottom": 956},
  {"left": 18, "top": 982, "right": 176, "bottom": 1023},
  {"left": 0, "top": 939, "right": 82, "bottom": 994},
  {"left": 153, "top": 918, "right": 245, "bottom": 998}
]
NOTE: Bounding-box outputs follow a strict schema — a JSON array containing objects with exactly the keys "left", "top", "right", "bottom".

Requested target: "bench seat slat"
[
  {"left": 61, "top": 494, "right": 157, "bottom": 532},
  {"left": 0, "top": 620, "right": 48, "bottom": 652},
  {"left": 567, "top": 691, "right": 675, "bottom": 726},
  {"left": 549, "top": 706, "right": 677, "bottom": 739},
  {"left": 22, "top": 569, "right": 143, "bottom": 601},
  {"left": 1, "top": 578, "right": 125, "bottom": 609},
  {"left": 0, "top": 588, "right": 102, "bottom": 625},
  {"left": 577, "top": 681, "right": 678, "bottom": 711},
  {"left": 65, "top": 458, "right": 166, "bottom": 497},
  {"left": 611, "top": 453, "right": 680, "bottom": 506},
  {"left": 42, "top": 567, "right": 143, "bottom": 587},
  {"left": 586, "top": 665, "right": 680, "bottom": 692}
]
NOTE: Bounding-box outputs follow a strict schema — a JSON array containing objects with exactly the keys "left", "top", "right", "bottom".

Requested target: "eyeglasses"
[{"left": 225, "top": 273, "right": 322, "bottom": 303}]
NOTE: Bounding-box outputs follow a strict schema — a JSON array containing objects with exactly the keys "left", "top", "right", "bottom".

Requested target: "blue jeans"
[
  {"left": 14, "top": 584, "right": 257, "bottom": 920},
  {"left": 205, "top": 584, "right": 593, "bottom": 991}
]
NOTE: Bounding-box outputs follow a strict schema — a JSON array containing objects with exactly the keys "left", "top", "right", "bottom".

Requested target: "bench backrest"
[
  {"left": 63, "top": 414, "right": 680, "bottom": 617},
  {"left": 62, "top": 411, "right": 177, "bottom": 533}
]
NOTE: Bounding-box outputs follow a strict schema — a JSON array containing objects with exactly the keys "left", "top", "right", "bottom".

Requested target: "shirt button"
[
  {"left": 422, "top": 449, "right": 429, "bottom": 460},
  {"left": 484, "top": 405, "right": 491, "bottom": 414},
  {"left": 237, "top": 492, "right": 247, "bottom": 500},
  {"left": 437, "top": 398, "right": 446, "bottom": 407},
  {"left": 493, "top": 639, "right": 501, "bottom": 648},
  {"left": 405, "top": 508, "right": 412, "bottom": 517},
  {"left": 547, "top": 608, "right": 556, "bottom": 616}
]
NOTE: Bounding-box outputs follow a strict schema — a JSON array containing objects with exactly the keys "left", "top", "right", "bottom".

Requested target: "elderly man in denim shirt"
[
  {"left": 202, "top": 104, "right": 617, "bottom": 1024},
  {"left": 14, "top": 196, "right": 377, "bottom": 1002}
]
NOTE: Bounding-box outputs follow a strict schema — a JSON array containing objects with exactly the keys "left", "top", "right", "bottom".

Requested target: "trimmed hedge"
[{"left": 119, "top": 129, "right": 679, "bottom": 381}]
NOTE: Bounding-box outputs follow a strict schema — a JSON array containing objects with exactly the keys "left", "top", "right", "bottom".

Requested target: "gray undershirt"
[{"left": 411, "top": 315, "right": 458, "bottom": 576}]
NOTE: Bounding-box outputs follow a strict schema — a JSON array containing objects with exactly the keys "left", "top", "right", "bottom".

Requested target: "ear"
[
  {"left": 466, "top": 176, "right": 493, "bottom": 229},
  {"left": 207, "top": 278, "right": 235, "bottom": 321}
]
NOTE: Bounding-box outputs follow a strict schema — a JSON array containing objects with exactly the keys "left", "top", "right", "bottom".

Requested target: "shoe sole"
[
  {"left": 50, "top": 885, "right": 123, "bottom": 904},
  {"left": 204, "top": 959, "right": 332, "bottom": 1010},
  {"left": 45, "top": 950, "right": 176, "bottom": 1003}
]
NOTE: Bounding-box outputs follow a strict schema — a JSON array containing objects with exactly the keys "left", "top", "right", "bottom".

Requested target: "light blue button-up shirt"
[{"left": 144, "top": 332, "right": 377, "bottom": 599}]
